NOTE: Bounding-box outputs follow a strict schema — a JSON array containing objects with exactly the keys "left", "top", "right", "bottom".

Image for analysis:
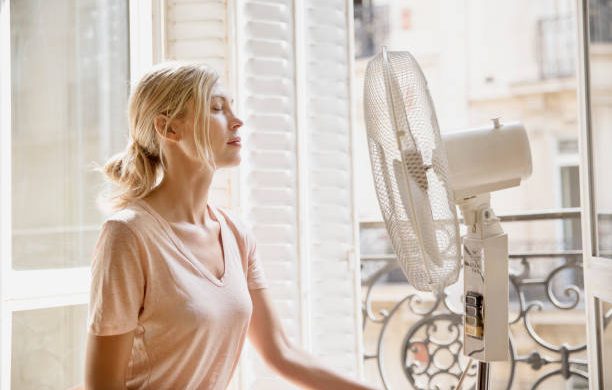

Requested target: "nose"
[{"left": 231, "top": 115, "right": 243, "bottom": 132}]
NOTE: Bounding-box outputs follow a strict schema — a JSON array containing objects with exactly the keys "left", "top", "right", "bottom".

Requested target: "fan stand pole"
[
  {"left": 458, "top": 194, "right": 509, "bottom": 390},
  {"left": 476, "top": 361, "right": 490, "bottom": 390}
]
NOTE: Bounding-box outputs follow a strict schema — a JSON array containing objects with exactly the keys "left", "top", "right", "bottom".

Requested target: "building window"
[
  {"left": 560, "top": 165, "right": 581, "bottom": 249},
  {"left": 354, "top": 0, "right": 389, "bottom": 59},
  {"left": 590, "top": 0, "right": 612, "bottom": 42},
  {"left": 537, "top": 15, "right": 576, "bottom": 79},
  {"left": 557, "top": 139, "right": 581, "bottom": 250}
]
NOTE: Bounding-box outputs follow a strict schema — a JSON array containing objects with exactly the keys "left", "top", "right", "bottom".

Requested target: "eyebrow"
[{"left": 212, "top": 95, "right": 235, "bottom": 105}]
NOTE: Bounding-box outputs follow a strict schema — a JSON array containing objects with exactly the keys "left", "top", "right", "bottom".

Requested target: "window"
[
  {"left": 2, "top": 0, "right": 130, "bottom": 387},
  {"left": 537, "top": 15, "right": 576, "bottom": 79},
  {"left": 354, "top": 0, "right": 389, "bottom": 59},
  {"left": 11, "top": 0, "right": 129, "bottom": 270},
  {"left": 557, "top": 139, "right": 581, "bottom": 250},
  {"left": 590, "top": 0, "right": 612, "bottom": 42},
  {"left": 560, "top": 165, "right": 581, "bottom": 249}
]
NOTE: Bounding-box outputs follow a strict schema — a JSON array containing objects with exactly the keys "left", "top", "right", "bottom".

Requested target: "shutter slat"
[
  {"left": 167, "top": 3, "right": 225, "bottom": 22},
  {"left": 245, "top": 21, "right": 289, "bottom": 39},
  {"left": 247, "top": 170, "right": 294, "bottom": 187},
  {"left": 167, "top": 21, "right": 224, "bottom": 40},
  {"left": 171, "top": 40, "right": 225, "bottom": 58},
  {"left": 257, "top": 243, "right": 295, "bottom": 259}
]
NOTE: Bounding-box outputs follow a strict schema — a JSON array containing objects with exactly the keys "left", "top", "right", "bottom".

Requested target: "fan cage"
[{"left": 363, "top": 50, "right": 461, "bottom": 292}]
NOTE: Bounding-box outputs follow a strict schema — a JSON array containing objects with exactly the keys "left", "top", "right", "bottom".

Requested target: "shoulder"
[
  {"left": 98, "top": 202, "right": 156, "bottom": 246},
  {"left": 98, "top": 215, "right": 138, "bottom": 245},
  {"left": 104, "top": 201, "right": 156, "bottom": 232},
  {"left": 213, "top": 206, "right": 256, "bottom": 249},
  {"left": 92, "top": 205, "right": 153, "bottom": 268},
  {"left": 214, "top": 206, "right": 247, "bottom": 231}
]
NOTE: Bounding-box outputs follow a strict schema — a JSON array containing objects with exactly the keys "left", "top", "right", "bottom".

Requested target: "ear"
[{"left": 153, "top": 114, "right": 181, "bottom": 142}]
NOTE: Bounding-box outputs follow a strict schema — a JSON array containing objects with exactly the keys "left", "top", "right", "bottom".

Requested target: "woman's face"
[
  {"left": 175, "top": 82, "right": 244, "bottom": 169},
  {"left": 207, "top": 83, "right": 243, "bottom": 168}
]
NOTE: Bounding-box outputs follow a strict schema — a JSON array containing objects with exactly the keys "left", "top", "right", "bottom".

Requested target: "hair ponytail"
[{"left": 100, "top": 141, "right": 162, "bottom": 210}]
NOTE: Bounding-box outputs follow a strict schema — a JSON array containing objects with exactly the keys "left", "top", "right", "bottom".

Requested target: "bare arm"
[
  {"left": 248, "top": 288, "right": 378, "bottom": 390},
  {"left": 84, "top": 331, "right": 135, "bottom": 390}
]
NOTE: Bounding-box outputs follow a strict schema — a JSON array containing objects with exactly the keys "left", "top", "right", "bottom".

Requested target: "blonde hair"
[{"left": 100, "top": 62, "right": 219, "bottom": 211}]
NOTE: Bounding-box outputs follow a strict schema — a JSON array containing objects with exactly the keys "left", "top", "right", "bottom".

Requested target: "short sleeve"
[
  {"left": 245, "top": 229, "right": 269, "bottom": 290},
  {"left": 88, "top": 220, "right": 146, "bottom": 336}
]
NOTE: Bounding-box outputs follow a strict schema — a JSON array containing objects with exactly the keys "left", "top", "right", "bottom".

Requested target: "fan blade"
[
  {"left": 393, "top": 159, "right": 442, "bottom": 267},
  {"left": 402, "top": 148, "right": 429, "bottom": 191}
]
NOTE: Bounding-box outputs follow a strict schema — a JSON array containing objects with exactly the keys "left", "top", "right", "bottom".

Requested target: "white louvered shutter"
[
  {"left": 237, "top": 0, "right": 362, "bottom": 388},
  {"left": 237, "top": 1, "right": 302, "bottom": 388},
  {"left": 165, "top": 0, "right": 235, "bottom": 209},
  {"left": 302, "top": 0, "right": 362, "bottom": 376}
]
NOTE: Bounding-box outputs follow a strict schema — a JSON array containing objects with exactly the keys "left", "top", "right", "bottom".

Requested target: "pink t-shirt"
[{"left": 87, "top": 199, "right": 268, "bottom": 389}]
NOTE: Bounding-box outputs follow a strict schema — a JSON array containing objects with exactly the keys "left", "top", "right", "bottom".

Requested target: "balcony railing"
[{"left": 360, "top": 208, "right": 591, "bottom": 390}]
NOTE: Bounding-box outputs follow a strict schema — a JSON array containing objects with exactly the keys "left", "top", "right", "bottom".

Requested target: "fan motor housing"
[{"left": 443, "top": 121, "right": 532, "bottom": 201}]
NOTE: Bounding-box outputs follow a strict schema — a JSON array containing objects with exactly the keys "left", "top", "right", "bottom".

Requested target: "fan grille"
[{"left": 364, "top": 50, "right": 461, "bottom": 292}]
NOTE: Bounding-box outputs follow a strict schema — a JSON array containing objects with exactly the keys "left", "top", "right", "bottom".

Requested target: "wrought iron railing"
[{"left": 360, "top": 208, "right": 590, "bottom": 390}]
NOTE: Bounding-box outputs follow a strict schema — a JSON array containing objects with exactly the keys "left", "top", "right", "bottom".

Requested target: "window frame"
[{"left": 577, "top": 0, "right": 612, "bottom": 388}]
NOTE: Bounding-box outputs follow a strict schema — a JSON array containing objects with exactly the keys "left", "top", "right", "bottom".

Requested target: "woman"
[{"left": 85, "top": 62, "right": 376, "bottom": 390}]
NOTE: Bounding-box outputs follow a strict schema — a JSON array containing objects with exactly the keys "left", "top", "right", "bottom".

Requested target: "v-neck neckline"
[{"left": 134, "top": 199, "right": 229, "bottom": 287}]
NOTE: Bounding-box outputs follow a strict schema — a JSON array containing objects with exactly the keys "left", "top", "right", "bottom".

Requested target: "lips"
[{"left": 227, "top": 137, "right": 241, "bottom": 146}]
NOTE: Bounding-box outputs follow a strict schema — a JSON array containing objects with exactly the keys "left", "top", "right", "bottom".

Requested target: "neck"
[{"left": 144, "top": 152, "right": 215, "bottom": 225}]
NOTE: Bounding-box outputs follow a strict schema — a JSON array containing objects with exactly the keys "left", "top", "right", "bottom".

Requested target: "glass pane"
[
  {"left": 560, "top": 165, "right": 581, "bottom": 250},
  {"left": 11, "top": 305, "right": 88, "bottom": 390},
  {"left": 588, "top": 0, "right": 612, "bottom": 259},
  {"left": 601, "top": 299, "right": 612, "bottom": 388},
  {"left": 11, "top": 0, "right": 130, "bottom": 269}
]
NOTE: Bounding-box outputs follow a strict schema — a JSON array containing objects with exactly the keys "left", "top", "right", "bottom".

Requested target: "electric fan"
[{"left": 364, "top": 48, "right": 532, "bottom": 389}]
